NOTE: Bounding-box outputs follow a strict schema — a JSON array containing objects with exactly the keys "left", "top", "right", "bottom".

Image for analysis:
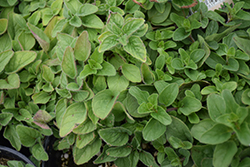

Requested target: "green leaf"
[
  {"left": 122, "top": 18, "right": 144, "bottom": 36},
  {"left": 55, "top": 98, "right": 67, "bottom": 128},
  {"left": 74, "top": 31, "right": 91, "bottom": 61},
  {"left": 166, "top": 116, "right": 193, "bottom": 143},
  {"left": 51, "top": 0, "right": 63, "bottom": 15},
  {"left": 107, "top": 74, "right": 129, "bottom": 94},
  {"left": 97, "top": 61, "right": 116, "bottom": 76},
  {"left": 73, "top": 118, "right": 96, "bottom": 134},
  {"left": 73, "top": 138, "right": 102, "bottom": 165},
  {"left": 0, "top": 73, "right": 20, "bottom": 89},
  {"left": 0, "top": 18, "right": 8, "bottom": 35},
  {"left": 191, "top": 120, "right": 232, "bottom": 145},
  {"left": 191, "top": 145, "right": 214, "bottom": 167},
  {"left": 92, "top": 89, "right": 118, "bottom": 119},
  {"left": 99, "top": 35, "right": 119, "bottom": 52},
  {"left": 121, "top": 63, "right": 142, "bottom": 83},
  {"left": 178, "top": 96, "right": 202, "bottom": 116},
  {"left": 32, "top": 91, "right": 51, "bottom": 104},
  {"left": 139, "top": 151, "right": 159, "bottom": 167},
  {"left": 142, "top": 118, "right": 166, "bottom": 141},
  {"left": 16, "top": 125, "right": 41, "bottom": 147},
  {"left": 42, "top": 65, "right": 54, "bottom": 83},
  {"left": 173, "top": 27, "right": 191, "bottom": 41},
  {"left": 241, "top": 89, "right": 250, "bottom": 105},
  {"left": 4, "top": 125, "right": 21, "bottom": 151},
  {"left": 31, "top": 143, "right": 48, "bottom": 161},
  {"left": 0, "top": 113, "right": 13, "bottom": 126},
  {"left": 129, "top": 86, "right": 149, "bottom": 105},
  {"left": 205, "top": 10, "right": 225, "bottom": 23},
  {"left": 5, "top": 51, "right": 37, "bottom": 74},
  {"left": 233, "top": 36, "right": 250, "bottom": 56},
  {"left": 234, "top": 122, "right": 250, "bottom": 146},
  {"left": 207, "top": 93, "right": 226, "bottom": 122},
  {"left": 81, "top": 14, "right": 104, "bottom": 29},
  {"left": 123, "top": 36, "right": 147, "bottom": 62},
  {"left": 0, "top": 33, "right": 12, "bottom": 52},
  {"left": 148, "top": 3, "right": 171, "bottom": 24},
  {"left": 27, "top": 22, "right": 50, "bottom": 52},
  {"left": 62, "top": 46, "right": 77, "bottom": 79},
  {"left": 168, "top": 136, "right": 192, "bottom": 149},
  {"left": 18, "top": 32, "right": 35, "bottom": 51},
  {"left": 69, "top": 15, "right": 82, "bottom": 27},
  {"left": 59, "top": 102, "right": 87, "bottom": 137},
  {"left": 158, "top": 83, "right": 178, "bottom": 107},
  {"left": 106, "top": 145, "right": 132, "bottom": 158},
  {"left": 33, "top": 110, "right": 53, "bottom": 129},
  {"left": 76, "top": 132, "right": 95, "bottom": 149},
  {"left": 99, "top": 127, "right": 132, "bottom": 146},
  {"left": 150, "top": 106, "right": 172, "bottom": 126},
  {"left": 213, "top": 141, "right": 237, "bottom": 167},
  {"left": 141, "top": 63, "right": 154, "bottom": 84},
  {"left": 77, "top": 3, "right": 98, "bottom": 16}
]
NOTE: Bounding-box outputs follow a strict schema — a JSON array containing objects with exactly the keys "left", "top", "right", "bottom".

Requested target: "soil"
[{"left": 0, "top": 157, "right": 9, "bottom": 165}]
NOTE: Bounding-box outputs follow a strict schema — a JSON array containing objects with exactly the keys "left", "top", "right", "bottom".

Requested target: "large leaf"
[
  {"left": 31, "top": 143, "right": 48, "bottom": 161},
  {"left": 16, "top": 125, "right": 41, "bottom": 147},
  {"left": 99, "top": 35, "right": 119, "bottom": 52},
  {"left": 158, "top": 83, "right": 178, "bottom": 107},
  {"left": 18, "top": 32, "right": 35, "bottom": 51},
  {"left": 62, "top": 46, "right": 77, "bottom": 79},
  {"left": 213, "top": 140, "right": 237, "bottom": 167},
  {"left": 106, "top": 145, "right": 132, "bottom": 158},
  {"left": 59, "top": 102, "right": 87, "bottom": 137},
  {"left": 178, "top": 96, "right": 202, "bottom": 116},
  {"left": 123, "top": 36, "right": 147, "bottom": 62},
  {"left": 107, "top": 74, "right": 129, "bottom": 94},
  {"left": 73, "top": 138, "right": 102, "bottom": 165},
  {"left": 81, "top": 14, "right": 104, "bottom": 29},
  {"left": 142, "top": 118, "right": 166, "bottom": 141},
  {"left": 207, "top": 93, "right": 226, "bottom": 122},
  {"left": 27, "top": 22, "right": 50, "bottom": 52},
  {"left": 233, "top": 36, "right": 250, "bottom": 56},
  {"left": 122, "top": 18, "right": 144, "bottom": 36},
  {"left": 4, "top": 125, "right": 21, "bottom": 151},
  {"left": 0, "top": 18, "right": 8, "bottom": 35},
  {"left": 0, "top": 73, "right": 20, "bottom": 89},
  {"left": 121, "top": 63, "right": 142, "bottom": 83},
  {"left": 5, "top": 51, "right": 37, "bottom": 74},
  {"left": 92, "top": 89, "right": 118, "bottom": 119},
  {"left": 99, "top": 127, "right": 132, "bottom": 146},
  {"left": 150, "top": 106, "right": 172, "bottom": 126},
  {"left": 74, "top": 31, "right": 91, "bottom": 61}
]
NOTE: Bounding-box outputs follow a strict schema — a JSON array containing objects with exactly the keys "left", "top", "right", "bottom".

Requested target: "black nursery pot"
[{"left": 0, "top": 145, "right": 36, "bottom": 166}]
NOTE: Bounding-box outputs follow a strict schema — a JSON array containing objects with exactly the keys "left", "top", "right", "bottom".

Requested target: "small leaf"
[
  {"left": 99, "top": 127, "right": 132, "bottom": 146},
  {"left": 69, "top": 15, "right": 82, "bottom": 27},
  {"left": 142, "top": 118, "right": 166, "bottom": 141},
  {"left": 234, "top": 122, "right": 250, "bottom": 146},
  {"left": 123, "top": 36, "right": 147, "bottom": 62},
  {"left": 73, "top": 118, "right": 97, "bottom": 134},
  {"left": 121, "top": 63, "right": 142, "bottom": 83},
  {"left": 173, "top": 27, "right": 191, "bottom": 41},
  {"left": 0, "top": 73, "right": 20, "bottom": 89},
  {"left": 141, "top": 63, "right": 154, "bottom": 84},
  {"left": 62, "top": 46, "right": 77, "bottom": 79},
  {"left": 74, "top": 31, "right": 91, "bottom": 61},
  {"left": 139, "top": 151, "right": 159, "bottom": 167},
  {"left": 213, "top": 141, "right": 237, "bottom": 167},
  {"left": 59, "top": 102, "right": 87, "bottom": 137},
  {"left": 5, "top": 51, "right": 37, "bottom": 74},
  {"left": 207, "top": 93, "right": 226, "bottom": 122},
  {"left": 92, "top": 89, "right": 118, "bottom": 119},
  {"left": 27, "top": 22, "right": 50, "bottom": 52},
  {"left": 96, "top": 61, "right": 116, "bottom": 76},
  {"left": 18, "top": 32, "right": 36, "bottom": 51},
  {"left": 78, "top": 3, "right": 98, "bottom": 16}
]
